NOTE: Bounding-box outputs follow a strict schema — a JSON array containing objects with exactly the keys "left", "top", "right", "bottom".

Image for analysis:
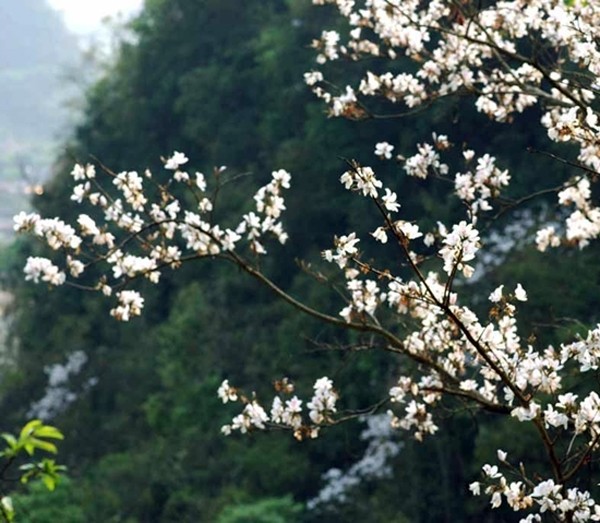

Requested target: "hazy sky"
[{"left": 47, "top": 0, "right": 143, "bottom": 34}]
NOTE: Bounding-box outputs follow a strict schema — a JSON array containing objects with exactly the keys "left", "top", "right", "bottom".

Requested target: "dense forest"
[{"left": 2, "top": 0, "right": 600, "bottom": 522}]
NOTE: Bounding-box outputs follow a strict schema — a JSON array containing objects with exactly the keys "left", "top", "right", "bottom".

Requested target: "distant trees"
[{"left": 0, "top": 0, "right": 76, "bottom": 143}]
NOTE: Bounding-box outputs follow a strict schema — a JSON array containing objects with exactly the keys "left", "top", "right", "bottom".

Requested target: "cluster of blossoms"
[
  {"left": 22, "top": 256, "right": 66, "bottom": 286},
  {"left": 555, "top": 177, "right": 600, "bottom": 248},
  {"left": 218, "top": 377, "right": 338, "bottom": 441},
  {"left": 454, "top": 154, "right": 511, "bottom": 220},
  {"left": 438, "top": 220, "right": 481, "bottom": 277},
  {"left": 14, "top": 153, "right": 291, "bottom": 321},
  {"left": 470, "top": 452, "right": 600, "bottom": 521},
  {"left": 389, "top": 375, "right": 440, "bottom": 442},
  {"left": 307, "top": 0, "right": 600, "bottom": 249},
  {"left": 375, "top": 132, "right": 510, "bottom": 222},
  {"left": 401, "top": 135, "right": 450, "bottom": 180},
  {"left": 315, "top": 143, "right": 600, "bottom": 517}
]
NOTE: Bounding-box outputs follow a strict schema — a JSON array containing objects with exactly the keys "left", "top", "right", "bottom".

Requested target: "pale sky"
[{"left": 47, "top": 0, "right": 143, "bottom": 34}]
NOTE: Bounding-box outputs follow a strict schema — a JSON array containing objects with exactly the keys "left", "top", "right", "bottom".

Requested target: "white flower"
[
  {"left": 438, "top": 221, "right": 480, "bottom": 278},
  {"left": 173, "top": 170, "right": 189, "bottom": 182},
  {"left": 308, "top": 377, "right": 338, "bottom": 424},
  {"left": 490, "top": 491, "right": 502, "bottom": 509},
  {"left": 423, "top": 233, "right": 435, "bottom": 247},
  {"left": 66, "top": 256, "right": 85, "bottom": 278},
  {"left": 71, "top": 183, "right": 89, "bottom": 204},
  {"left": 23, "top": 257, "right": 66, "bottom": 286},
  {"left": 371, "top": 226, "right": 388, "bottom": 244},
  {"left": 515, "top": 283, "right": 527, "bottom": 302},
  {"left": 217, "top": 380, "right": 238, "bottom": 403},
  {"left": 110, "top": 290, "right": 144, "bottom": 321},
  {"left": 304, "top": 70, "right": 323, "bottom": 86},
  {"left": 338, "top": 232, "right": 359, "bottom": 252},
  {"left": 375, "top": 142, "right": 394, "bottom": 160},
  {"left": 469, "top": 482, "right": 481, "bottom": 496},
  {"left": 531, "top": 479, "right": 561, "bottom": 510},
  {"left": 327, "top": 232, "right": 361, "bottom": 268},
  {"left": 243, "top": 401, "right": 269, "bottom": 430},
  {"left": 482, "top": 464, "right": 501, "bottom": 479},
  {"left": 71, "top": 164, "right": 86, "bottom": 180},
  {"left": 340, "top": 166, "right": 382, "bottom": 198},
  {"left": 272, "top": 169, "right": 291, "bottom": 189},
  {"left": 489, "top": 285, "right": 504, "bottom": 303},
  {"left": 511, "top": 402, "right": 541, "bottom": 422},
  {"left": 536, "top": 226, "right": 560, "bottom": 252},
  {"left": 395, "top": 221, "right": 422, "bottom": 240},
  {"left": 70, "top": 163, "right": 95, "bottom": 181},
  {"left": 195, "top": 172, "right": 207, "bottom": 191},
  {"left": 77, "top": 214, "right": 100, "bottom": 237},
  {"left": 381, "top": 188, "right": 400, "bottom": 212},
  {"left": 165, "top": 151, "right": 189, "bottom": 170},
  {"left": 13, "top": 211, "right": 39, "bottom": 232},
  {"left": 463, "top": 150, "right": 475, "bottom": 161}
]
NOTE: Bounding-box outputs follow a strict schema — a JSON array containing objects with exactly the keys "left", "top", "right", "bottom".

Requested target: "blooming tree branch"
[{"left": 14, "top": 0, "right": 600, "bottom": 520}]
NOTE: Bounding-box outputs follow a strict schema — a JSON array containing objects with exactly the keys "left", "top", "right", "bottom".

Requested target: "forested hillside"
[{"left": 3, "top": 1, "right": 600, "bottom": 522}]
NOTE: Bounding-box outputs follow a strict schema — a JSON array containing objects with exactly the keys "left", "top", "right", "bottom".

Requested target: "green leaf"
[
  {"left": 1, "top": 434, "right": 17, "bottom": 450},
  {"left": 19, "top": 458, "right": 66, "bottom": 492},
  {"left": 32, "top": 425, "right": 63, "bottom": 440},
  {"left": 41, "top": 474, "right": 57, "bottom": 491},
  {"left": 0, "top": 496, "right": 14, "bottom": 522},
  {"left": 14, "top": 421, "right": 64, "bottom": 457},
  {"left": 19, "top": 420, "right": 43, "bottom": 439},
  {"left": 27, "top": 438, "right": 58, "bottom": 455}
]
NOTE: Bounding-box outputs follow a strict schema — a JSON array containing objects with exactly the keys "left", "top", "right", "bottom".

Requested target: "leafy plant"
[{"left": 0, "top": 420, "right": 65, "bottom": 522}]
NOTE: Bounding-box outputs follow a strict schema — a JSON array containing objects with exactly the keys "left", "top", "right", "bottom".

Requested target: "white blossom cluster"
[
  {"left": 218, "top": 377, "right": 338, "bottom": 441},
  {"left": 308, "top": 0, "right": 600, "bottom": 248},
  {"left": 438, "top": 220, "right": 481, "bottom": 278},
  {"left": 380, "top": 134, "right": 511, "bottom": 222},
  {"left": 315, "top": 147, "right": 600, "bottom": 516},
  {"left": 402, "top": 138, "right": 449, "bottom": 180},
  {"left": 454, "top": 154, "right": 511, "bottom": 220},
  {"left": 471, "top": 453, "right": 600, "bottom": 521},
  {"left": 15, "top": 154, "right": 292, "bottom": 321},
  {"left": 404, "top": 137, "right": 511, "bottom": 225}
]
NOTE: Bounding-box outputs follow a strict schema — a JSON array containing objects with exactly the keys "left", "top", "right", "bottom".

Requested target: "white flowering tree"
[{"left": 13, "top": 0, "right": 600, "bottom": 520}]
